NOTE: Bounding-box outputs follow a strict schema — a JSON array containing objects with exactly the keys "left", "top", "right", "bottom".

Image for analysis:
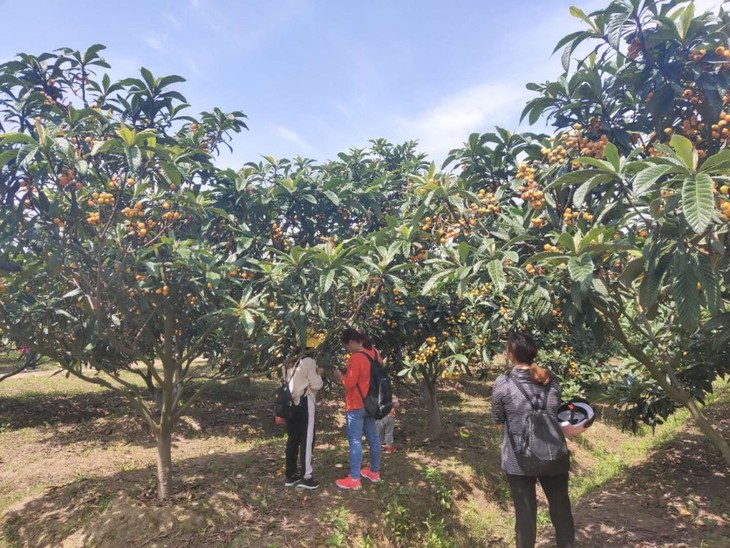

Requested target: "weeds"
[{"left": 324, "top": 505, "right": 351, "bottom": 547}]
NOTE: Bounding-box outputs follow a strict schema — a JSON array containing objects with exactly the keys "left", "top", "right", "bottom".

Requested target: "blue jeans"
[{"left": 346, "top": 408, "right": 381, "bottom": 479}]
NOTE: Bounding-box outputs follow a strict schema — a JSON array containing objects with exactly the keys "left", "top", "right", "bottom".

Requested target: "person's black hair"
[
  {"left": 341, "top": 328, "right": 373, "bottom": 350},
  {"left": 507, "top": 332, "right": 550, "bottom": 385}
]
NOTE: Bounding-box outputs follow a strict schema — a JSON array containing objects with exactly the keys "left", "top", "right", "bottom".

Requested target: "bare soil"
[{"left": 0, "top": 369, "right": 727, "bottom": 547}]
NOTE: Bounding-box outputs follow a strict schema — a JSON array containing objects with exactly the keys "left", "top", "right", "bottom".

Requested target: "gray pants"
[{"left": 376, "top": 415, "right": 394, "bottom": 445}]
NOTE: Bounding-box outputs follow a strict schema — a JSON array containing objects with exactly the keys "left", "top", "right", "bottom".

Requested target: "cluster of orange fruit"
[
  {"left": 228, "top": 269, "right": 255, "bottom": 280},
  {"left": 421, "top": 214, "right": 463, "bottom": 244},
  {"left": 543, "top": 124, "right": 609, "bottom": 167},
  {"left": 718, "top": 184, "right": 730, "bottom": 219},
  {"left": 542, "top": 143, "right": 569, "bottom": 165},
  {"left": 516, "top": 163, "right": 544, "bottom": 210},
  {"left": 86, "top": 211, "right": 102, "bottom": 225},
  {"left": 122, "top": 202, "right": 144, "bottom": 218},
  {"left": 271, "top": 221, "right": 284, "bottom": 242},
  {"left": 530, "top": 217, "right": 547, "bottom": 229},
  {"left": 413, "top": 336, "right": 439, "bottom": 365},
  {"left": 128, "top": 220, "right": 154, "bottom": 238},
  {"left": 385, "top": 318, "right": 399, "bottom": 328},
  {"left": 154, "top": 286, "right": 170, "bottom": 297},
  {"left": 563, "top": 207, "right": 594, "bottom": 225},
  {"left": 689, "top": 45, "right": 730, "bottom": 64},
  {"left": 89, "top": 191, "right": 114, "bottom": 207},
  {"left": 474, "top": 188, "right": 500, "bottom": 216},
  {"left": 57, "top": 169, "right": 82, "bottom": 190},
  {"left": 711, "top": 111, "right": 730, "bottom": 143},
  {"left": 160, "top": 202, "right": 181, "bottom": 222},
  {"left": 468, "top": 282, "right": 490, "bottom": 298}
]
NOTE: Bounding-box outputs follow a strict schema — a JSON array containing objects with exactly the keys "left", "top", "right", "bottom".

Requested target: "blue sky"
[{"left": 0, "top": 0, "right": 724, "bottom": 167}]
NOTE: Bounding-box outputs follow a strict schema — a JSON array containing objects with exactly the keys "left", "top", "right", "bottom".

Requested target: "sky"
[{"left": 0, "top": 0, "right": 726, "bottom": 167}]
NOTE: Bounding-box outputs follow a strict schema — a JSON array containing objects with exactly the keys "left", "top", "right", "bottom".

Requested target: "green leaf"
[
  {"left": 632, "top": 164, "right": 672, "bottom": 199},
  {"left": 639, "top": 253, "right": 670, "bottom": 315},
  {"left": 603, "top": 142, "right": 620, "bottom": 171},
  {"left": 0, "top": 132, "right": 37, "bottom": 145},
  {"left": 576, "top": 157, "right": 616, "bottom": 172},
  {"left": 422, "top": 270, "right": 452, "bottom": 295},
  {"left": 320, "top": 269, "right": 336, "bottom": 294},
  {"left": 672, "top": 253, "right": 700, "bottom": 332},
  {"left": 240, "top": 310, "right": 255, "bottom": 335},
  {"left": 487, "top": 259, "right": 506, "bottom": 290},
  {"left": 699, "top": 149, "right": 730, "bottom": 173},
  {"left": 569, "top": 6, "right": 598, "bottom": 32},
  {"left": 0, "top": 149, "right": 17, "bottom": 167},
  {"left": 159, "top": 161, "right": 183, "bottom": 186},
  {"left": 618, "top": 258, "right": 645, "bottom": 288},
  {"left": 573, "top": 175, "right": 602, "bottom": 208},
  {"left": 568, "top": 254, "right": 593, "bottom": 289},
  {"left": 544, "top": 169, "right": 597, "bottom": 191},
  {"left": 697, "top": 254, "right": 721, "bottom": 315},
  {"left": 322, "top": 190, "right": 340, "bottom": 206},
  {"left": 679, "top": 3, "right": 694, "bottom": 40},
  {"left": 682, "top": 173, "right": 714, "bottom": 233},
  {"left": 670, "top": 134, "right": 696, "bottom": 171},
  {"left": 606, "top": 11, "right": 631, "bottom": 49}
]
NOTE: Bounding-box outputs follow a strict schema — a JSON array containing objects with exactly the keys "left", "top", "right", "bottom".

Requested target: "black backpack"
[
  {"left": 355, "top": 351, "right": 393, "bottom": 420},
  {"left": 273, "top": 360, "right": 301, "bottom": 420},
  {"left": 506, "top": 373, "right": 570, "bottom": 476}
]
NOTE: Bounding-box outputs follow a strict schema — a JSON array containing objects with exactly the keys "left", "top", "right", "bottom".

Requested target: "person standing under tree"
[
  {"left": 377, "top": 394, "right": 399, "bottom": 453},
  {"left": 333, "top": 328, "right": 382, "bottom": 490},
  {"left": 491, "top": 332, "right": 575, "bottom": 548},
  {"left": 283, "top": 348, "right": 323, "bottom": 489}
]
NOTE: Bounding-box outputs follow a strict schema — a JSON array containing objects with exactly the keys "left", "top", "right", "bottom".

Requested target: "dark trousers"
[
  {"left": 285, "top": 395, "right": 315, "bottom": 480},
  {"left": 506, "top": 473, "right": 575, "bottom": 548}
]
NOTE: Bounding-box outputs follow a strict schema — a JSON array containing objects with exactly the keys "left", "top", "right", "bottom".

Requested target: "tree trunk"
[
  {"left": 423, "top": 379, "right": 442, "bottom": 440},
  {"left": 156, "top": 304, "right": 177, "bottom": 499},
  {"left": 685, "top": 397, "right": 730, "bottom": 467},
  {"left": 605, "top": 312, "right": 730, "bottom": 468},
  {"left": 156, "top": 425, "right": 173, "bottom": 500}
]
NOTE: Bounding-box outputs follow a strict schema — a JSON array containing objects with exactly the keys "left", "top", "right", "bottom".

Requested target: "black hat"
[{"left": 557, "top": 397, "right": 595, "bottom": 428}]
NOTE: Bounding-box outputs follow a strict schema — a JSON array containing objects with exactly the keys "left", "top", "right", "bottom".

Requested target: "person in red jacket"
[{"left": 332, "top": 328, "right": 382, "bottom": 490}]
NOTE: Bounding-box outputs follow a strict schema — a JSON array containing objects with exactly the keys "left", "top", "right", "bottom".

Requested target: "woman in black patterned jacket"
[{"left": 491, "top": 332, "right": 575, "bottom": 548}]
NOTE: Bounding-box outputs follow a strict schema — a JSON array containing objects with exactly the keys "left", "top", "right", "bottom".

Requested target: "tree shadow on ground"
[
  {"left": 1, "top": 431, "right": 463, "bottom": 548},
  {"left": 537, "top": 398, "right": 730, "bottom": 548},
  {"left": 0, "top": 379, "right": 294, "bottom": 449}
]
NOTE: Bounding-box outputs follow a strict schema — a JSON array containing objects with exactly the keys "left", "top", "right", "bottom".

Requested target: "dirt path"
[
  {"left": 1, "top": 371, "right": 728, "bottom": 547},
  {"left": 539, "top": 399, "right": 730, "bottom": 548}
]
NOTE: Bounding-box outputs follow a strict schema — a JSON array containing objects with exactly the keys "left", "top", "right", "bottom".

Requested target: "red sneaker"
[
  {"left": 360, "top": 468, "right": 381, "bottom": 483},
  {"left": 335, "top": 475, "right": 361, "bottom": 490},
  {"left": 384, "top": 445, "right": 396, "bottom": 453}
]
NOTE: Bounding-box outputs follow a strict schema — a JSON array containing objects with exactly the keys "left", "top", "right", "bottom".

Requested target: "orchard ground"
[{"left": 0, "top": 361, "right": 728, "bottom": 548}]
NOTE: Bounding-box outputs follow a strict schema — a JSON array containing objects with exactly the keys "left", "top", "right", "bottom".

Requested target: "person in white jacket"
[{"left": 283, "top": 350, "right": 323, "bottom": 489}]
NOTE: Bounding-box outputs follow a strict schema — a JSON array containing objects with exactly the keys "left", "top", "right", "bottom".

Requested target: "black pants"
[
  {"left": 506, "top": 473, "right": 575, "bottom": 548},
  {"left": 285, "top": 395, "right": 315, "bottom": 480}
]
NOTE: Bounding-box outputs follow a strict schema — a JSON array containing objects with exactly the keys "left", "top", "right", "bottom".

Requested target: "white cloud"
[
  {"left": 143, "top": 36, "right": 167, "bottom": 54},
  {"left": 396, "top": 83, "right": 529, "bottom": 161},
  {"left": 164, "top": 13, "right": 183, "bottom": 31},
  {"left": 274, "top": 125, "right": 313, "bottom": 153}
]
